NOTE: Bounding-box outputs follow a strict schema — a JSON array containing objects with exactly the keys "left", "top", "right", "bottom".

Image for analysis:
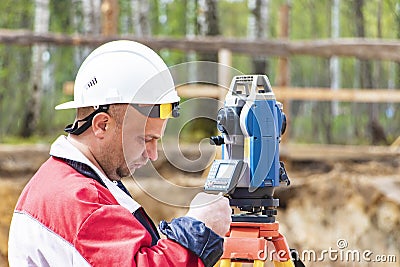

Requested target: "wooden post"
[
  {"left": 214, "top": 49, "right": 232, "bottom": 160},
  {"left": 276, "top": 3, "right": 290, "bottom": 144},
  {"left": 218, "top": 49, "right": 232, "bottom": 107},
  {"left": 101, "top": 0, "right": 119, "bottom": 36}
]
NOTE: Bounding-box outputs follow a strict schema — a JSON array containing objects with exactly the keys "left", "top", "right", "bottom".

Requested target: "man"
[{"left": 8, "top": 40, "right": 231, "bottom": 266}]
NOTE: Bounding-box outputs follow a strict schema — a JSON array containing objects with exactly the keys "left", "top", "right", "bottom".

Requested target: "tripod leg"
[
  {"left": 271, "top": 233, "right": 295, "bottom": 267},
  {"left": 220, "top": 259, "right": 231, "bottom": 267},
  {"left": 253, "top": 259, "right": 265, "bottom": 267},
  {"left": 273, "top": 260, "right": 294, "bottom": 267}
]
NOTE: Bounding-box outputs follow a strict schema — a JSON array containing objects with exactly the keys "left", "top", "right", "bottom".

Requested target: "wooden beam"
[
  {"left": 2, "top": 29, "right": 400, "bottom": 61},
  {"left": 176, "top": 84, "right": 400, "bottom": 103},
  {"left": 176, "top": 84, "right": 220, "bottom": 98},
  {"left": 218, "top": 49, "right": 232, "bottom": 106},
  {"left": 273, "top": 87, "right": 400, "bottom": 103},
  {"left": 280, "top": 143, "right": 400, "bottom": 161}
]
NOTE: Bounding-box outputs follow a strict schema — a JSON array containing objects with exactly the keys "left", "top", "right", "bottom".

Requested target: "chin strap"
[{"left": 64, "top": 105, "right": 109, "bottom": 135}]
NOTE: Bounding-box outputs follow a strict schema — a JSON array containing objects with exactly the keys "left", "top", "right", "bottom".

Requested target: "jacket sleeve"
[
  {"left": 74, "top": 204, "right": 212, "bottom": 267},
  {"left": 159, "top": 217, "right": 224, "bottom": 267}
]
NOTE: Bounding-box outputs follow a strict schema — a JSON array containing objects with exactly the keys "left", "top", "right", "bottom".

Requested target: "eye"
[{"left": 144, "top": 137, "right": 154, "bottom": 143}]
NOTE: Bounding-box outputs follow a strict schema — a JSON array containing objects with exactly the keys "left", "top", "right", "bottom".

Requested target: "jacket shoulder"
[{"left": 14, "top": 157, "right": 119, "bottom": 242}]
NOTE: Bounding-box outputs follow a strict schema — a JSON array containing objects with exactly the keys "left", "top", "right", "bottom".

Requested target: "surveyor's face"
[{"left": 117, "top": 105, "right": 166, "bottom": 178}]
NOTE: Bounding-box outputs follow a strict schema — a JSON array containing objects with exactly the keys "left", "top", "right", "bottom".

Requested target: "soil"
[{"left": 0, "top": 146, "right": 399, "bottom": 267}]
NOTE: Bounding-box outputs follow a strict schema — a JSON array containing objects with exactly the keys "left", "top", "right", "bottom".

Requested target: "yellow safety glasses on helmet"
[{"left": 130, "top": 102, "right": 180, "bottom": 119}]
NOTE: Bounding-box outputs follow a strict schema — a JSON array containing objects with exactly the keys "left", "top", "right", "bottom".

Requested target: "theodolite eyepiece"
[{"left": 210, "top": 136, "right": 224, "bottom": 146}]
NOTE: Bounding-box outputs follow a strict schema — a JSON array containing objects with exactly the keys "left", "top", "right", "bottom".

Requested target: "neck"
[{"left": 66, "top": 135, "right": 106, "bottom": 177}]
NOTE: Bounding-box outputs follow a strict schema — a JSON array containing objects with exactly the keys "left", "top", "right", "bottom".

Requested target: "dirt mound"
[
  {"left": 0, "top": 145, "right": 399, "bottom": 267},
  {"left": 276, "top": 161, "right": 400, "bottom": 267},
  {"left": 0, "top": 178, "right": 29, "bottom": 267}
]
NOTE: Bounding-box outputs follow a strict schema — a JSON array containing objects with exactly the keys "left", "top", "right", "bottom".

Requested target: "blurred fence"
[{"left": 1, "top": 29, "right": 400, "bottom": 150}]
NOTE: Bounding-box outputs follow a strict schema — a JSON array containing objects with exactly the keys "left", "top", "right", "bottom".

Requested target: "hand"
[{"left": 185, "top": 192, "right": 232, "bottom": 236}]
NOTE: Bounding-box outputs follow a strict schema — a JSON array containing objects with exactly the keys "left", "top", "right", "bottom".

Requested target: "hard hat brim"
[
  {"left": 55, "top": 101, "right": 80, "bottom": 110},
  {"left": 55, "top": 97, "right": 181, "bottom": 110}
]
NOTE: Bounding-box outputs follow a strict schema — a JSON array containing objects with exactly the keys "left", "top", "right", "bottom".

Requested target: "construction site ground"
[{"left": 0, "top": 144, "right": 399, "bottom": 267}]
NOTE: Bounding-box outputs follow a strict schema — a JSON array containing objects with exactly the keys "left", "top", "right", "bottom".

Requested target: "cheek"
[
  {"left": 122, "top": 136, "right": 146, "bottom": 160},
  {"left": 122, "top": 119, "right": 147, "bottom": 161}
]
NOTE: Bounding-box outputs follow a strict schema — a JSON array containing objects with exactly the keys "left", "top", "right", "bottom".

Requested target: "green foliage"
[
  {"left": 218, "top": 0, "right": 249, "bottom": 37},
  {"left": 149, "top": 0, "right": 161, "bottom": 35},
  {"left": 0, "top": 1, "right": 34, "bottom": 140},
  {"left": 0, "top": 45, "right": 32, "bottom": 137},
  {"left": 119, "top": 0, "right": 133, "bottom": 33},
  {"left": 0, "top": 0, "right": 34, "bottom": 29},
  {"left": 165, "top": 0, "right": 187, "bottom": 37},
  {"left": 291, "top": 0, "right": 331, "bottom": 39},
  {"left": 177, "top": 117, "right": 218, "bottom": 143},
  {"left": 0, "top": 0, "right": 399, "bottom": 145},
  {"left": 49, "top": 0, "right": 74, "bottom": 33},
  {"left": 291, "top": 101, "right": 400, "bottom": 145},
  {"left": 44, "top": 45, "right": 77, "bottom": 131}
]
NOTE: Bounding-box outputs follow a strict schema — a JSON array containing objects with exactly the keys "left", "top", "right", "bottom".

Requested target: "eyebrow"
[{"left": 144, "top": 134, "right": 161, "bottom": 140}]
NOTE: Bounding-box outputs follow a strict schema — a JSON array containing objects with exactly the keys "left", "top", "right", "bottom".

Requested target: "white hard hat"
[{"left": 55, "top": 40, "right": 180, "bottom": 110}]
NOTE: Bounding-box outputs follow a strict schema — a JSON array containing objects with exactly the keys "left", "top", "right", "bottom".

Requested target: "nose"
[{"left": 144, "top": 140, "right": 158, "bottom": 161}]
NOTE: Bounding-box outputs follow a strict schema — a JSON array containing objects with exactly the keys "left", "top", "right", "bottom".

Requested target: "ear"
[{"left": 91, "top": 113, "right": 112, "bottom": 138}]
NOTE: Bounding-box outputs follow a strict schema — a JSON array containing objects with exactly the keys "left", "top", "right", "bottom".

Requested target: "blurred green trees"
[{"left": 0, "top": 0, "right": 399, "bottom": 145}]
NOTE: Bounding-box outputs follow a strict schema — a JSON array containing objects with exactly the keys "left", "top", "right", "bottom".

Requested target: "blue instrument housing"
[{"left": 242, "top": 99, "right": 284, "bottom": 189}]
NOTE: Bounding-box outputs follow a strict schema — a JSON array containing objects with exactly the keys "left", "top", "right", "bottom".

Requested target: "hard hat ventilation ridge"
[
  {"left": 85, "top": 77, "right": 98, "bottom": 89},
  {"left": 64, "top": 105, "right": 109, "bottom": 135}
]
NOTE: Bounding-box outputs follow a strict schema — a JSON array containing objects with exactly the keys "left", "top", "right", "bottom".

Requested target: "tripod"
[
  {"left": 216, "top": 221, "right": 293, "bottom": 267},
  {"left": 214, "top": 199, "right": 303, "bottom": 267}
]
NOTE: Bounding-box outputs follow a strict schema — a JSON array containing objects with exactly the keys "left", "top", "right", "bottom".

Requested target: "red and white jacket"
[{"left": 8, "top": 136, "right": 223, "bottom": 266}]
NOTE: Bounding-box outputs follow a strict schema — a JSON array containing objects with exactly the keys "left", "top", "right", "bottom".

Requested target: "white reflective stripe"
[
  {"left": 8, "top": 212, "right": 91, "bottom": 267},
  {"left": 50, "top": 135, "right": 141, "bottom": 213}
]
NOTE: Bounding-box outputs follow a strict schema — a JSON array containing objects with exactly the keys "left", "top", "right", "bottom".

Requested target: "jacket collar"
[{"left": 50, "top": 135, "right": 141, "bottom": 213}]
